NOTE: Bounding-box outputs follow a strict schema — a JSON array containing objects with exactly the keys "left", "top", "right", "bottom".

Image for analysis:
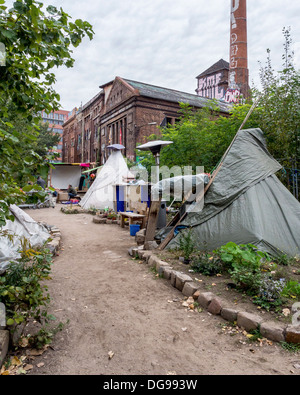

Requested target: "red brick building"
[
  {"left": 63, "top": 76, "right": 230, "bottom": 166},
  {"left": 40, "top": 109, "right": 69, "bottom": 162},
  {"left": 195, "top": 59, "right": 229, "bottom": 100}
]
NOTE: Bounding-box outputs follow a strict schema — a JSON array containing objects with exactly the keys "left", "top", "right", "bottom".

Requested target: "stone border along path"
[
  {"left": 2, "top": 224, "right": 300, "bottom": 367},
  {"left": 130, "top": 246, "right": 300, "bottom": 346}
]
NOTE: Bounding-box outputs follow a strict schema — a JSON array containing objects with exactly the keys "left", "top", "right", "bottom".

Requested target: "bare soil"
[{"left": 17, "top": 205, "right": 300, "bottom": 375}]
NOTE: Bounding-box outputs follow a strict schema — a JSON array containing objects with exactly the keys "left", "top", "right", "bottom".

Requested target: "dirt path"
[{"left": 24, "top": 205, "right": 299, "bottom": 375}]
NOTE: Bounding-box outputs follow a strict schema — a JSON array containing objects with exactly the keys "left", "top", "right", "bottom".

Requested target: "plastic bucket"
[{"left": 130, "top": 224, "right": 140, "bottom": 236}]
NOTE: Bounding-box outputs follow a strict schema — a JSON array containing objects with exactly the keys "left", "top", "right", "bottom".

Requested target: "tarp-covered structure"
[
  {"left": 166, "top": 128, "right": 300, "bottom": 258},
  {"left": 151, "top": 174, "right": 209, "bottom": 203},
  {"left": 80, "top": 150, "right": 134, "bottom": 210},
  {"left": 0, "top": 205, "right": 51, "bottom": 273},
  {"left": 49, "top": 164, "right": 82, "bottom": 190}
]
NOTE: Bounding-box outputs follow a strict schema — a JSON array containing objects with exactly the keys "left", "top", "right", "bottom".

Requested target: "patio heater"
[
  {"left": 137, "top": 140, "right": 173, "bottom": 228},
  {"left": 137, "top": 140, "right": 173, "bottom": 184}
]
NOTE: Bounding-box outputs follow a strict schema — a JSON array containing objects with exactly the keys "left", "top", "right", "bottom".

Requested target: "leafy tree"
[
  {"left": 0, "top": 0, "right": 94, "bottom": 119},
  {"left": 0, "top": 0, "right": 94, "bottom": 224},
  {"left": 254, "top": 27, "right": 300, "bottom": 193},
  {"left": 137, "top": 102, "right": 260, "bottom": 177},
  {"left": 138, "top": 28, "right": 299, "bottom": 200},
  {"left": 33, "top": 121, "right": 61, "bottom": 159}
]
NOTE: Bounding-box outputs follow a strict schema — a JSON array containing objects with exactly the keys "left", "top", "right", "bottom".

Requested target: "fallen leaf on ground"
[
  {"left": 27, "top": 346, "right": 49, "bottom": 356},
  {"left": 19, "top": 336, "right": 29, "bottom": 348},
  {"left": 11, "top": 356, "right": 22, "bottom": 367}
]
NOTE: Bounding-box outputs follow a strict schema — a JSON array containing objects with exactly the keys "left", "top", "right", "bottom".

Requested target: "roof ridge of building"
[{"left": 196, "top": 59, "right": 229, "bottom": 79}]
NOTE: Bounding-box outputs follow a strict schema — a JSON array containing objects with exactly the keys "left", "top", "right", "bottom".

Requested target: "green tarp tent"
[{"left": 166, "top": 128, "right": 300, "bottom": 258}]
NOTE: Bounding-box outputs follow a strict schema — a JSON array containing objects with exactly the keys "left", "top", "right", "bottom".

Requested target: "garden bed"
[{"left": 155, "top": 242, "right": 300, "bottom": 326}]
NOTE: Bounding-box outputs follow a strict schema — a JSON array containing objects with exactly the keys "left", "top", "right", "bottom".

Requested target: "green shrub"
[
  {"left": 191, "top": 253, "right": 225, "bottom": 276},
  {"left": 281, "top": 280, "right": 300, "bottom": 299},
  {"left": 179, "top": 228, "right": 195, "bottom": 262},
  {"left": 0, "top": 238, "right": 54, "bottom": 344},
  {"left": 216, "top": 242, "right": 271, "bottom": 294}
]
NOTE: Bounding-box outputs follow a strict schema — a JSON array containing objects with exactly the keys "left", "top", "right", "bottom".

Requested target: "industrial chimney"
[{"left": 226, "top": 0, "right": 250, "bottom": 103}]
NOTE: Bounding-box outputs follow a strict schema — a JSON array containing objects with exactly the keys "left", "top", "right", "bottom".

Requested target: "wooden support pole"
[{"left": 144, "top": 198, "right": 162, "bottom": 244}]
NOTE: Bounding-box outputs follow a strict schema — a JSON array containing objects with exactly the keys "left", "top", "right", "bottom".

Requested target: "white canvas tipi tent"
[{"left": 79, "top": 148, "right": 134, "bottom": 210}]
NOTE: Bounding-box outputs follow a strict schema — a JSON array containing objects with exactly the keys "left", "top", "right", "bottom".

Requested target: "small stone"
[
  {"left": 0, "top": 330, "right": 9, "bottom": 366},
  {"left": 237, "top": 312, "right": 264, "bottom": 332},
  {"left": 148, "top": 255, "right": 160, "bottom": 268},
  {"left": 163, "top": 267, "right": 173, "bottom": 280},
  {"left": 192, "top": 290, "right": 201, "bottom": 300},
  {"left": 175, "top": 273, "right": 193, "bottom": 291},
  {"left": 182, "top": 282, "right": 200, "bottom": 297},
  {"left": 170, "top": 271, "right": 180, "bottom": 287},
  {"left": 197, "top": 292, "right": 215, "bottom": 309},
  {"left": 144, "top": 241, "right": 158, "bottom": 250},
  {"left": 155, "top": 261, "right": 171, "bottom": 275},
  {"left": 285, "top": 325, "right": 300, "bottom": 344},
  {"left": 221, "top": 307, "right": 238, "bottom": 323},
  {"left": 260, "top": 321, "right": 285, "bottom": 343},
  {"left": 208, "top": 297, "right": 223, "bottom": 315}
]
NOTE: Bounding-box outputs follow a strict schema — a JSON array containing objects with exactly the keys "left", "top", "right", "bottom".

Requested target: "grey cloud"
[{"left": 33, "top": 0, "right": 300, "bottom": 110}]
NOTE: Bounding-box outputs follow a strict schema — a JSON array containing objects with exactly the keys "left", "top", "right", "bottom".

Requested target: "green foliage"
[
  {"left": 0, "top": 0, "right": 94, "bottom": 225},
  {"left": 0, "top": 237, "right": 53, "bottom": 343},
  {"left": 191, "top": 253, "right": 224, "bottom": 276},
  {"left": 138, "top": 28, "right": 299, "bottom": 199},
  {"left": 32, "top": 121, "right": 61, "bottom": 160},
  {"left": 29, "top": 321, "right": 66, "bottom": 350},
  {"left": 254, "top": 27, "right": 300, "bottom": 190},
  {"left": 21, "top": 184, "right": 48, "bottom": 205},
  {"left": 280, "top": 341, "right": 300, "bottom": 353},
  {"left": 178, "top": 228, "right": 195, "bottom": 261},
  {"left": 216, "top": 242, "right": 270, "bottom": 293},
  {"left": 281, "top": 280, "right": 300, "bottom": 299},
  {"left": 140, "top": 102, "right": 259, "bottom": 175},
  {"left": 215, "top": 241, "right": 300, "bottom": 311},
  {"left": 0, "top": 0, "right": 94, "bottom": 119}
]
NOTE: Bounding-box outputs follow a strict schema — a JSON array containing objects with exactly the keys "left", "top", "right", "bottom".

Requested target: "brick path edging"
[{"left": 135, "top": 248, "right": 300, "bottom": 345}]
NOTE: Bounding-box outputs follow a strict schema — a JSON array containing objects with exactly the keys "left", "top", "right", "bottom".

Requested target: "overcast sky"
[{"left": 17, "top": 0, "right": 300, "bottom": 110}]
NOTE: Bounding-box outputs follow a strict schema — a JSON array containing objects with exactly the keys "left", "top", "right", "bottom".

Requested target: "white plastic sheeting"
[
  {"left": 151, "top": 174, "right": 209, "bottom": 203},
  {"left": 0, "top": 205, "right": 50, "bottom": 273},
  {"left": 79, "top": 150, "right": 134, "bottom": 210},
  {"left": 50, "top": 165, "right": 82, "bottom": 189}
]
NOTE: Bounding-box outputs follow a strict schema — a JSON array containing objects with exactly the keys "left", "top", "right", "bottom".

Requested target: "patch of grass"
[{"left": 280, "top": 342, "right": 300, "bottom": 353}]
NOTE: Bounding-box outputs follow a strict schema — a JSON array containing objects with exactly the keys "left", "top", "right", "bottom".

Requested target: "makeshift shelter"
[
  {"left": 0, "top": 205, "right": 51, "bottom": 273},
  {"left": 164, "top": 128, "right": 300, "bottom": 258},
  {"left": 79, "top": 149, "right": 134, "bottom": 210},
  {"left": 49, "top": 163, "right": 83, "bottom": 190}
]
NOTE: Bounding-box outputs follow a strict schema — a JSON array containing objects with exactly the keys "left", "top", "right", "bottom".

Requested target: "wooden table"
[{"left": 119, "top": 212, "right": 147, "bottom": 229}]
